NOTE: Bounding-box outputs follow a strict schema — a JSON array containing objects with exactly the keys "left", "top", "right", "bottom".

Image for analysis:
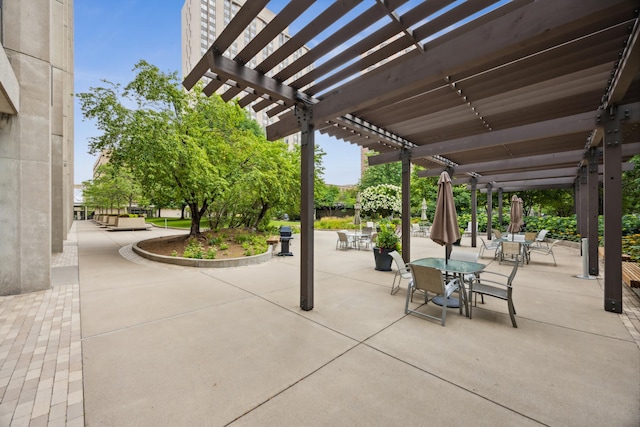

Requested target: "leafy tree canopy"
[{"left": 77, "top": 60, "right": 301, "bottom": 234}]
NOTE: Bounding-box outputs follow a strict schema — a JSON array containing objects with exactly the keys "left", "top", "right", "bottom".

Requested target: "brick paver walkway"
[{"left": 0, "top": 223, "right": 82, "bottom": 427}]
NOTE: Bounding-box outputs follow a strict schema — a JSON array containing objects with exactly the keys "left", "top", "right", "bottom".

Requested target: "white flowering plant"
[{"left": 360, "top": 184, "right": 402, "bottom": 218}]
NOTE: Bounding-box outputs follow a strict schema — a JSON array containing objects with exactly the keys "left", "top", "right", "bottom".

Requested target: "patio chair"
[
  {"left": 479, "top": 237, "right": 500, "bottom": 259},
  {"left": 469, "top": 256, "right": 519, "bottom": 327},
  {"left": 449, "top": 250, "right": 481, "bottom": 289},
  {"left": 492, "top": 229, "right": 503, "bottom": 239},
  {"left": 336, "top": 231, "right": 355, "bottom": 250},
  {"left": 389, "top": 250, "right": 411, "bottom": 295},
  {"left": 528, "top": 239, "right": 560, "bottom": 266},
  {"left": 499, "top": 241, "right": 524, "bottom": 266},
  {"left": 358, "top": 227, "right": 374, "bottom": 249},
  {"left": 411, "top": 223, "right": 423, "bottom": 237},
  {"left": 405, "top": 264, "right": 461, "bottom": 326},
  {"left": 534, "top": 229, "right": 549, "bottom": 247}
]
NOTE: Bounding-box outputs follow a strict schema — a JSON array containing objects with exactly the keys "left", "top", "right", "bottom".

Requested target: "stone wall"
[{"left": 0, "top": 0, "right": 74, "bottom": 295}]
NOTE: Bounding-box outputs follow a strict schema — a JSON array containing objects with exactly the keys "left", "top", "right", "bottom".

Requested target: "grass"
[{"left": 145, "top": 217, "right": 209, "bottom": 229}]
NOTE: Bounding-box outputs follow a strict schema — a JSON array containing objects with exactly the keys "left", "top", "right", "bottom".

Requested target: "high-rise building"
[
  {"left": 181, "top": 0, "right": 310, "bottom": 149},
  {"left": 0, "top": 0, "right": 74, "bottom": 295}
]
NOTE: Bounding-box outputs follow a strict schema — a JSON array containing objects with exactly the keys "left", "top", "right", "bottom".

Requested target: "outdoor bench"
[
  {"left": 621, "top": 262, "right": 640, "bottom": 288},
  {"left": 266, "top": 235, "right": 280, "bottom": 245}
]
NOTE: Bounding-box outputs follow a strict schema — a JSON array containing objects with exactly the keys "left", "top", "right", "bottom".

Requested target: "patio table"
[{"left": 410, "top": 257, "right": 486, "bottom": 317}]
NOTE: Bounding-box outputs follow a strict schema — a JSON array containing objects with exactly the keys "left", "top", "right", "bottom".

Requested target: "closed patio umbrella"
[
  {"left": 507, "top": 195, "right": 523, "bottom": 239},
  {"left": 431, "top": 171, "right": 460, "bottom": 263},
  {"left": 421, "top": 198, "right": 427, "bottom": 221}
]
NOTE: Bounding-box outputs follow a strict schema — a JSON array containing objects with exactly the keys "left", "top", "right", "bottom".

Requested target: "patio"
[{"left": 3, "top": 221, "right": 637, "bottom": 425}]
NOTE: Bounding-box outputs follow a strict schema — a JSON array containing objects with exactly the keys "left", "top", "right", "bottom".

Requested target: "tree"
[
  {"left": 77, "top": 60, "right": 299, "bottom": 235},
  {"left": 359, "top": 155, "right": 402, "bottom": 189},
  {"left": 622, "top": 155, "right": 640, "bottom": 215},
  {"left": 82, "top": 164, "right": 146, "bottom": 214}
]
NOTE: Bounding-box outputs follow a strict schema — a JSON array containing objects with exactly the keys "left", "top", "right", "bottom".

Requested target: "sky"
[{"left": 73, "top": 0, "right": 362, "bottom": 187}]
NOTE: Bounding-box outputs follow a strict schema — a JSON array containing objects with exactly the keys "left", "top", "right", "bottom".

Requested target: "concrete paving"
[{"left": 1, "top": 221, "right": 639, "bottom": 426}]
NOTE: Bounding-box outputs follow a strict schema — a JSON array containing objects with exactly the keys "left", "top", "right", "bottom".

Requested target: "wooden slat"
[
  {"left": 256, "top": 0, "right": 363, "bottom": 73},
  {"left": 235, "top": 0, "right": 315, "bottom": 65}
]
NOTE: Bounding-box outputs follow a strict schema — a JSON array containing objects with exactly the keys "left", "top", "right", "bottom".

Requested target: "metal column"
[
  {"left": 602, "top": 108, "right": 625, "bottom": 313},
  {"left": 401, "top": 149, "right": 411, "bottom": 263},
  {"left": 497, "top": 188, "right": 503, "bottom": 232},
  {"left": 470, "top": 178, "right": 477, "bottom": 248},
  {"left": 587, "top": 148, "right": 600, "bottom": 277},
  {"left": 578, "top": 166, "right": 588, "bottom": 238},
  {"left": 296, "top": 106, "right": 314, "bottom": 311},
  {"left": 486, "top": 182, "right": 493, "bottom": 242}
]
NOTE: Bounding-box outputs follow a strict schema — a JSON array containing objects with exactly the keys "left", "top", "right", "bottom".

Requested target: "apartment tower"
[{"left": 181, "top": 0, "right": 309, "bottom": 149}]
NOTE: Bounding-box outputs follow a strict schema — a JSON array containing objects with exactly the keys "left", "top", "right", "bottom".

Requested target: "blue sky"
[{"left": 74, "top": 0, "right": 362, "bottom": 186}]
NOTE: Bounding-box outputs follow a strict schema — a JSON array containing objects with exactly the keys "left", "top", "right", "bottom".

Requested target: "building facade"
[
  {"left": 0, "top": 0, "right": 74, "bottom": 295},
  {"left": 181, "top": 0, "right": 309, "bottom": 149}
]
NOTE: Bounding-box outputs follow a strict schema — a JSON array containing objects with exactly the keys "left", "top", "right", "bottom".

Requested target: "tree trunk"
[
  {"left": 189, "top": 202, "right": 201, "bottom": 236},
  {"left": 254, "top": 203, "right": 270, "bottom": 229}
]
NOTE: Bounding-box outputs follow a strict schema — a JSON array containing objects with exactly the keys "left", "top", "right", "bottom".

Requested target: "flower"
[{"left": 360, "top": 184, "right": 401, "bottom": 218}]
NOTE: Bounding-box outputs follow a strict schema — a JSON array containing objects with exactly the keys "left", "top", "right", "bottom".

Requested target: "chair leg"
[
  {"left": 551, "top": 251, "right": 557, "bottom": 266},
  {"left": 404, "top": 282, "right": 414, "bottom": 314},
  {"left": 391, "top": 273, "right": 399, "bottom": 295},
  {"left": 508, "top": 299, "right": 517, "bottom": 328},
  {"left": 440, "top": 300, "right": 447, "bottom": 326}
]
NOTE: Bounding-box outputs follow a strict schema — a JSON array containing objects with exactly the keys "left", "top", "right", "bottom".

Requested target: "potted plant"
[{"left": 373, "top": 223, "right": 401, "bottom": 271}]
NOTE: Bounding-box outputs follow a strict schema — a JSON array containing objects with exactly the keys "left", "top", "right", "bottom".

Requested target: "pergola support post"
[
  {"left": 497, "top": 188, "right": 503, "bottom": 232},
  {"left": 587, "top": 147, "right": 600, "bottom": 277},
  {"left": 485, "top": 182, "right": 492, "bottom": 244},
  {"left": 401, "top": 149, "right": 411, "bottom": 263},
  {"left": 296, "top": 105, "right": 314, "bottom": 311},
  {"left": 470, "top": 178, "right": 477, "bottom": 248},
  {"left": 602, "top": 108, "right": 625, "bottom": 313},
  {"left": 579, "top": 166, "right": 588, "bottom": 238}
]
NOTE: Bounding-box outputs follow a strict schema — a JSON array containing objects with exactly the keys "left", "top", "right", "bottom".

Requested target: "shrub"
[
  {"left": 182, "top": 238, "right": 205, "bottom": 259},
  {"left": 623, "top": 234, "right": 640, "bottom": 262}
]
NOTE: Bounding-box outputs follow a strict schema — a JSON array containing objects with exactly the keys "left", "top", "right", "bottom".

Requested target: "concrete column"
[
  {"left": 486, "top": 182, "right": 492, "bottom": 242},
  {"left": 470, "top": 178, "right": 477, "bottom": 248},
  {"left": 0, "top": 0, "right": 73, "bottom": 295}
]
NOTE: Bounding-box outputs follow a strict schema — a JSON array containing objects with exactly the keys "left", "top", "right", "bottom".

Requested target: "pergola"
[{"left": 184, "top": 0, "right": 640, "bottom": 313}]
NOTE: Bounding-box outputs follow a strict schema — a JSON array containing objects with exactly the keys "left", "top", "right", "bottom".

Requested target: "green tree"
[
  {"left": 622, "top": 156, "right": 640, "bottom": 215},
  {"left": 82, "top": 164, "right": 146, "bottom": 214},
  {"left": 359, "top": 156, "right": 402, "bottom": 189},
  {"left": 78, "top": 60, "right": 291, "bottom": 235}
]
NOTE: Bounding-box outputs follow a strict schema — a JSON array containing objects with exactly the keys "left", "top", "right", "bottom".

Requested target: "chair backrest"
[
  {"left": 370, "top": 232, "right": 378, "bottom": 243},
  {"left": 337, "top": 231, "right": 348, "bottom": 242},
  {"left": 536, "top": 229, "right": 549, "bottom": 242},
  {"left": 501, "top": 241, "right": 521, "bottom": 257},
  {"left": 525, "top": 232, "right": 537, "bottom": 241},
  {"left": 492, "top": 229, "right": 502, "bottom": 239},
  {"left": 409, "top": 264, "right": 445, "bottom": 294},
  {"left": 450, "top": 250, "right": 479, "bottom": 263},
  {"left": 389, "top": 250, "right": 409, "bottom": 273},
  {"left": 362, "top": 226, "right": 373, "bottom": 236},
  {"left": 366, "top": 221, "right": 375, "bottom": 228},
  {"left": 507, "top": 255, "right": 520, "bottom": 284},
  {"left": 411, "top": 223, "right": 420, "bottom": 231}
]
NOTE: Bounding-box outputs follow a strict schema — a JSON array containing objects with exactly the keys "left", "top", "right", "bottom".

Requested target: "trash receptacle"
[{"left": 278, "top": 226, "right": 293, "bottom": 256}]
